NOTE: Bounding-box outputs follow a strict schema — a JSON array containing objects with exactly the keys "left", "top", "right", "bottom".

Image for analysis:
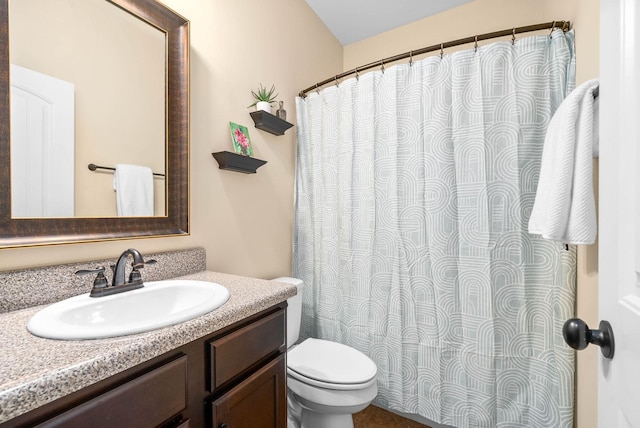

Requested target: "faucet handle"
[
  {"left": 129, "top": 269, "right": 142, "bottom": 284},
  {"left": 75, "top": 266, "right": 105, "bottom": 276},
  {"left": 75, "top": 266, "right": 109, "bottom": 291},
  {"left": 128, "top": 259, "right": 157, "bottom": 284},
  {"left": 131, "top": 258, "right": 157, "bottom": 269}
]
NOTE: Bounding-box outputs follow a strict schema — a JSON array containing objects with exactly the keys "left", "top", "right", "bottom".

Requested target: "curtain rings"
[
  {"left": 315, "top": 83, "right": 319, "bottom": 95},
  {"left": 380, "top": 60, "right": 385, "bottom": 74},
  {"left": 474, "top": 35, "right": 478, "bottom": 53},
  {"left": 355, "top": 66, "right": 359, "bottom": 81},
  {"left": 549, "top": 21, "right": 556, "bottom": 38},
  {"left": 511, "top": 28, "right": 516, "bottom": 45},
  {"left": 334, "top": 75, "right": 339, "bottom": 88},
  {"left": 440, "top": 43, "right": 444, "bottom": 59},
  {"left": 409, "top": 51, "right": 413, "bottom": 67}
]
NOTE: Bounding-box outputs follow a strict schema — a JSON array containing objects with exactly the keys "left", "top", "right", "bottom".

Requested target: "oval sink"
[{"left": 27, "top": 280, "right": 230, "bottom": 340}]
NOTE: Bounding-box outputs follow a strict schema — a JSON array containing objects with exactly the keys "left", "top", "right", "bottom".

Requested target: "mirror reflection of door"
[
  {"left": 10, "top": 64, "right": 74, "bottom": 217},
  {"left": 8, "top": 0, "right": 166, "bottom": 218}
]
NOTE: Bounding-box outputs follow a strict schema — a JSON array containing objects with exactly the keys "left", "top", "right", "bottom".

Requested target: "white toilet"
[{"left": 274, "top": 277, "right": 378, "bottom": 428}]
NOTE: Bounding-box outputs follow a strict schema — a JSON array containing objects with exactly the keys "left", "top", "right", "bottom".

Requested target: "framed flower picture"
[{"left": 229, "top": 122, "right": 253, "bottom": 157}]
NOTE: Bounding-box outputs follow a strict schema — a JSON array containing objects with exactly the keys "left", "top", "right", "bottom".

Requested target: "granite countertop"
[{"left": 0, "top": 271, "right": 296, "bottom": 423}]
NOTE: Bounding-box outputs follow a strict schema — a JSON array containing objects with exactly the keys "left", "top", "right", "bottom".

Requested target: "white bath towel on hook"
[
  {"left": 528, "top": 78, "right": 599, "bottom": 245},
  {"left": 113, "top": 163, "right": 154, "bottom": 216}
]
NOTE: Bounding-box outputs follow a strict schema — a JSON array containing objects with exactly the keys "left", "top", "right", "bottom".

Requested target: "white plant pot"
[{"left": 256, "top": 101, "right": 271, "bottom": 113}]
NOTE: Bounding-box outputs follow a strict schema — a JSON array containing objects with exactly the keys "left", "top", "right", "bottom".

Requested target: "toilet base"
[
  {"left": 288, "top": 391, "right": 372, "bottom": 428},
  {"left": 301, "top": 409, "right": 354, "bottom": 428},
  {"left": 287, "top": 371, "right": 377, "bottom": 428}
]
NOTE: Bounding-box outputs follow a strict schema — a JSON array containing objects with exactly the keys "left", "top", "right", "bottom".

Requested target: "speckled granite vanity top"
[{"left": 0, "top": 270, "right": 296, "bottom": 423}]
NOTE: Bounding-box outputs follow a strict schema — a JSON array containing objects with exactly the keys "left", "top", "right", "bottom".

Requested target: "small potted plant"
[{"left": 248, "top": 83, "right": 278, "bottom": 113}]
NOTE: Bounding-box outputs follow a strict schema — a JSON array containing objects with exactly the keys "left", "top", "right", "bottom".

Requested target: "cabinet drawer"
[
  {"left": 210, "top": 308, "right": 285, "bottom": 390},
  {"left": 37, "top": 356, "right": 187, "bottom": 428}
]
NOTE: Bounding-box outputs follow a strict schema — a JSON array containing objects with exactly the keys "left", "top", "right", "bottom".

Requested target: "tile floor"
[{"left": 353, "top": 405, "right": 430, "bottom": 428}]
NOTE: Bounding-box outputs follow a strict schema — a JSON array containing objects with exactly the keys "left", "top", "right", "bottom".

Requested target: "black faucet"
[
  {"left": 113, "top": 248, "right": 147, "bottom": 287},
  {"left": 76, "top": 248, "right": 156, "bottom": 297}
]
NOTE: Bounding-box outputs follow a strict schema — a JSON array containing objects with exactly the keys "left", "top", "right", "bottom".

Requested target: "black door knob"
[{"left": 562, "top": 318, "right": 615, "bottom": 359}]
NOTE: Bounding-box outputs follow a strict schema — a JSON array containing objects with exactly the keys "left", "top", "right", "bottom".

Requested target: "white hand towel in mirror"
[{"left": 113, "top": 163, "right": 154, "bottom": 216}]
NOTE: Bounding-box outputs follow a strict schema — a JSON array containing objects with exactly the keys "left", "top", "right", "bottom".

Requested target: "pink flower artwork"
[
  {"left": 235, "top": 128, "right": 249, "bottom": 148},
  {"left": 229, "top": 122, "right": 253, "bottom": 156}
]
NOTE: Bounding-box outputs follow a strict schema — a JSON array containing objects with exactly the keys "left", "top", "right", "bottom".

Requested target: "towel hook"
[
  {"left": 474, "top": 35, "right": 478, "bottom": 53},
  {"left": 440, "top": 43, "right": 444, "bottom": 59},
  {"left": 512, "top": 28, "right": 516, "bottom": 45}
]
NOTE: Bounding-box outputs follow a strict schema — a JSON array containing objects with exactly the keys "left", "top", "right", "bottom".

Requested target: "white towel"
[
  {"left": 528, "top": 78, "right": 599, "bottom": 245},
  {"left": 113, "top": 164, "right": 154, "bottom": 216}
]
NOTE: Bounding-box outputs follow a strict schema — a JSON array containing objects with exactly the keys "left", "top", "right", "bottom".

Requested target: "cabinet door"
[{"left": 212, "top": 354, "right": 286, "bottom": 428}]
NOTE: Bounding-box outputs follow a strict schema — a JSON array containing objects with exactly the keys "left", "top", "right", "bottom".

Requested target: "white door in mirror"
[
  {"left": 27, "top": 280, "right": 229, "bottom": 340},
  {"left": 11, "top": 64, "right": 75, "bottom": 217}
]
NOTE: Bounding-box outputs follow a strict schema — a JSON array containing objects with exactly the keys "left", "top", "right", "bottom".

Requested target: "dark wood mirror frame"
[{"left": 0, "top": 0, "right": 189, "bottom": 248}]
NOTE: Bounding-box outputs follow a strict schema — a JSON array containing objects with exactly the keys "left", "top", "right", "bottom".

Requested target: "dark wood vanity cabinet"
[{"left": 3, "top": 303, "right": 287, "bottom": 428}]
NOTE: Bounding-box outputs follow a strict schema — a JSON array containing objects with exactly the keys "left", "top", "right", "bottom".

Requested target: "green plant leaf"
[{"left": 249, "top": 83, "right": 279, "bottom": 105}]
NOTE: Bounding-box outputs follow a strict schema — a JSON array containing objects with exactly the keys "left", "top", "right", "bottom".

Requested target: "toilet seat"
[{"left": 287, "top": 338, "right": 377, "bottom": 391}]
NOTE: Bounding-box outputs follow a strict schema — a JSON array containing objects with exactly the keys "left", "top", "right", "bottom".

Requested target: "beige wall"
[
  {"left": 10, "top": 0, "right": 166, "bottom": 216},
  {"left": 0, "top": 0, "right": 342, "bottom": 278},
  {"left": 343, "top": 1, "right": 599, "bottom": 427}
]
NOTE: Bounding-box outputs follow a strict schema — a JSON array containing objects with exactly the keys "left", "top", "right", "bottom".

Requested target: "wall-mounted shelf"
[
  {"left": 212, "top": 151, "right": 267, "bottom": 174},
  {"left": 249, "top": 111, "right": 294, "bottom": 136}
]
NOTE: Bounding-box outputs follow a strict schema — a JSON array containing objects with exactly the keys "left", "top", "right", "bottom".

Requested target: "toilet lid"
[{"left": 287, "top": 338, "right": 377, "bottom": 385}]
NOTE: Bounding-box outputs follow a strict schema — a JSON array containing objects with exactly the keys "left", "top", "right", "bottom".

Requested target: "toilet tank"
[{"left": 272, "top": 277, "right": 303, "bottom": 348}]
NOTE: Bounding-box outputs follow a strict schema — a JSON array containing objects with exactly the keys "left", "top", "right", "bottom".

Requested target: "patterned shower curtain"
[{"left": 293, "top": 30, "right": 577, "bottom": 428}]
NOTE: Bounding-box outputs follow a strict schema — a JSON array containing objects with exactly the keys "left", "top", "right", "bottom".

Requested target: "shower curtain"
[{"left": 294, "top": 30, "right": 577, "bottom": 428}]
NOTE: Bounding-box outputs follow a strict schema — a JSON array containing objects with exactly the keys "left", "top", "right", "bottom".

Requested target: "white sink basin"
[{"left": 27, "top": 280, "right": 230, "bottom": 340}]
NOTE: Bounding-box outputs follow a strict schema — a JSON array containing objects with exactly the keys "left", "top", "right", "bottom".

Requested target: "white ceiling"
[{"left": 305, "top": 0, "right": 476, "bottom": 45}]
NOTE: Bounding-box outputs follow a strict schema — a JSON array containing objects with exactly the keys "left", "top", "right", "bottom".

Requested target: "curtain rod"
[
  {"left": 88, "top": 163, "right": 165, "bottom": 178},
  {"left": 299, "top": 20, "right": 571, "bottom": 98}
]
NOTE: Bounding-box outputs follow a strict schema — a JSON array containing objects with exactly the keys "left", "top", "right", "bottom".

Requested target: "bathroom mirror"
[
  {"left": 9, "top": 0, "right": 166, "bottom": 218},
  {"left": 0, "top": 0, "right": 190, "bottom": 247}
]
